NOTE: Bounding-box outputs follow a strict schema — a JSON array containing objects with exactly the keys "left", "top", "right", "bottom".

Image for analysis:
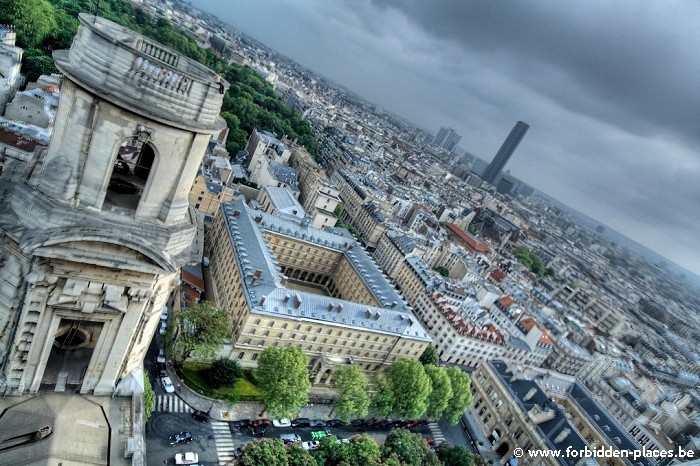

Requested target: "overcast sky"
[{"left": 190, "top": 0, "right": 700, "bottom": 276}]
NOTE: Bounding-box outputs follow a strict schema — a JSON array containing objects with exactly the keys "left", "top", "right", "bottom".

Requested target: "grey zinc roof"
[
  {"left": 264, "top": 186, "right": 304, "bottom": 216},
  {"left": 221, "top": 199, "right": 431, "bottom": 342},
  {"left": 269, "top": 161, "right": 298, "bottom": 185},
  {"left": 388, "top": 230, "right": 415, "bottom": 255}
]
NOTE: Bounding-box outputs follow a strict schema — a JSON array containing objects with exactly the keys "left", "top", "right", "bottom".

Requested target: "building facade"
[
  {"left": 0, "top": 15, "right": 226, "bottom": 395},
  {"left": 208, "top": 199, "right": 431, "bottom": 382}
]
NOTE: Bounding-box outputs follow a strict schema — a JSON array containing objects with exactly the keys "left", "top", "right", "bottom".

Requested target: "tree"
[
  {"left": 22, "top": 49, "right": 57, "bottom": 82},
  {"left": 143, "top": 373, "right": 155, "bottom": 421},
  {"left": 419, "top": 346, "right": 439, "bottom": 366},
  {"left": 344, "top": 433, "right": 382, "bottom": 466},
  {"left": 203, "top": 357, "right": 242, "bottom": 388},
  {"left": 239, "top": 439, "right": 288, "bottom": 466},
  {"left": 436, "top": 444, "right": 474, "bottom": 466},
  {"left": 433, "top": 266, "right": 449, "bottom": 277},
  {"left": 288, "top": 443, "right": 318, "bottom": 466},
  {"left": 443, "top": 367, "right": 474, "bottom": 424},
  {"left": 332, "top": 365, "right": 370, "bottom": 422},
  {"left": 370, "top": 373, "right": 394, "bottom": 418},
  {"left": 256, "top": 347, "right": 311, "bottom": 418},
  {"left": 171, "top": 301, "right": 230, "bottom": 365},
  {"left": 0, "top": 0, "right": 57, "bottom": 48},
  {"left": 385, "top": 359, "right": 432, "bottom": 418},
  {"left": 424, "top": 365, "right": 453, "bottom": 419},
  {"left": 381, "top": 429, "right": 437, "bottom": 466}
]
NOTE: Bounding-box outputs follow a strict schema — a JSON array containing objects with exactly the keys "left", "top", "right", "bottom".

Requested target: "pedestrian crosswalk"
[
  {"left": 428, "top": 421, "right": 446, "bottom": 444},
  {"left": 155, "top": 394, "right": 193, "bottom": 413},
  {"left": 211, "top": 420, "right": 236, "bottom": 465}
]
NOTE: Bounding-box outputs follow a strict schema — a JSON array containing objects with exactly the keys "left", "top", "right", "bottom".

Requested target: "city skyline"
[{"left": 190, "top": 0, "right": 700, "bottom": 277}]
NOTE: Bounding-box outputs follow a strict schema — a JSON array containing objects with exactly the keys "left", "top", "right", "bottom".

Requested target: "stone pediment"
[{"left": 21, "top": 227, "right": 175, "bottom": 274}]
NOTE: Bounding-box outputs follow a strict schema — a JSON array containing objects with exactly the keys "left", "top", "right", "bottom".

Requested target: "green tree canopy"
[
  {"left": 239, "top": 438, "right": 288, "bottom": 466},
  {"left": 288, "top": 443, "right": 318, "bottom": 466},
  {"left": 370, "top": 373, "right": 395, "bottom": 418},
  {"left": 171, "top": 301, "right": 230, "bottom": 365},
  {"left": 344, "top": 433, "right": 382, "bottom": 466},
  {"left": 443, "top": 367, "right": 474, "bottom": 424},
  {"left": 332, "top": 365, "right": 370, "bottom": 422},
  {"left": 381, "top": 429, "right": 439, "bottom": 466},
  {"left": 204, "top": 357, "right": 242, "bottom": 388},
  {"left": 385, "top": 359, "right": 432, "bottom": 418},
  {"left": 256, "top": 347, "right": 311, "bottom": 418},
  {"left": 434, "top": 266, "right": 450, "bottom": 277},
  {"left": 436, "top": 443, "right": 475, "bottom": 466},
  {"left": 0, "top": 0, "right": 57, "bottom": 48},
  {"left": 143, "top": 373, "right": 155, "bottom": 421},
  {"left": 424, "top": 365, "right": 453, "bottom": 420},
  {"left": 419, "top": 346, "right": 439, "bottom": 366}
]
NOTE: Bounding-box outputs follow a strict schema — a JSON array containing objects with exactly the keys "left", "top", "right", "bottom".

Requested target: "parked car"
[
  {"left": 326, "top": 419, "right": 345, "bottom": 428},
  {"left": 156, "top": 350, "right": 166, "bottom": 364},
  {"left": 232, "top": 447, "right": 244, "bottom": 458},
  {"left": 280, "top": 433, "right": 302, "bottom": 444},
  {"left": 251, "top": 427, "right": 266, "bottom": 437},
  {"left": 191, "top": 410, "right": 209, "bottom": 423},
  {"left": 160, "top": 306, "right": 169, "bottom": 321},
  {"left": 272, "top": 418, "right": 291, "bottom": 428},
  {"left": 350, "top": 419, "right": 366, "bottom": 428},
  {"left": 159, "top": 321, "right": 167, "bottom": 335},
  {"left": 169, "top": 431, "right": 193, "bottom": 446},
  {"left": 158, "top": 367, "right": 168, "bottom": 378},
  {"left": 174, "top": 452, "right": 198, "bottom": 465},
  {"left": 309, "top": 419, "right": 326, "bottom": 427},
  {"left": 301, "top": 440, "right": 320, "bottom": 451},
  {"left": 161, "top": 376, "right": 175, "bottom": 393},
  {"left": 292, "top": 418, "right": 311, "bottom": 428},
  {"left": 252, "top": 419, "right": 272, "bottom": 428},
  {"left": 233, "top": 419, "right": 251, "bottom": 429}
]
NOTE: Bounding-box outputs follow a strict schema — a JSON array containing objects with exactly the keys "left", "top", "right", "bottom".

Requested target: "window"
[
  {"left": 237, "top": 352, "right": 244, "bottom": 360},
  {"left": 252, "top": 353, "right": 258, "bottom": 361}
]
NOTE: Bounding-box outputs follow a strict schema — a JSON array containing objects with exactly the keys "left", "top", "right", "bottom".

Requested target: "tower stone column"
[{"left": 0, "top": 14, "right": 227, "bottom": 395}]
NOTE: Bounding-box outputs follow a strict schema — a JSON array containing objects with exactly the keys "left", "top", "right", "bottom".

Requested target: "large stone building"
[
  {"left": 208, "top": 198, "right": 431, "bottom": 383},
  {"left": 0, "top": 15, "right": 226, "bottom": 395},
  {"left": 471, "top": 360, "right": 655, "bottom": 466}
]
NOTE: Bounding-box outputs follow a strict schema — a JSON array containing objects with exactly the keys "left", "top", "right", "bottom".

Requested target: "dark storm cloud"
[{"left": 190, "top": 0, "right": 700, "bottom": 275}]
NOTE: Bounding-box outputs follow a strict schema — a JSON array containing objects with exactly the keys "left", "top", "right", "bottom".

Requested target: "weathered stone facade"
[{"left": 0, "top": 15, "right": 226, "bottom": 395}]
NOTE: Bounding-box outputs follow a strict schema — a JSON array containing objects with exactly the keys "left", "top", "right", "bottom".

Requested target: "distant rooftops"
[{"left": 445, "top": 223, "right": 489, "bottom": 253}]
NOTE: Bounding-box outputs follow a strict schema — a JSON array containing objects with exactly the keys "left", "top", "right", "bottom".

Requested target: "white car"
[
  {"left": 174, "top": 452, "right": 198, "bottom": 465},
  {"left": 272, "top": 418, "right": 291, "bottom": 428},
  {"left": 159, "top": 321, "right": 167, "bottom": 336},
  {"left": 160, "top": 306, "right": 169, "bottom": 321},
  {"left": 301, "top": 440, "right": 320, "bottom": 451},
  {"left": 161, "top": 376, "right": 175, "bottom": 393},
  {"left": 156, "top": 350, "right": 165, "bottom": 364}
]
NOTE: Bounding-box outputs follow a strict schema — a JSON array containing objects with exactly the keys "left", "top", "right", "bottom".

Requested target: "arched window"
[{"left": 105, "top": 137, "right": 156, "bottom": 211}]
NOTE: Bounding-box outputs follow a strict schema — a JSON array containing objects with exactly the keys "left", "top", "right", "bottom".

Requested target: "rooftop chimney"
[
  {"left": 524, "top": 388, "right": 537, "bottom": 401},
  {"left": 554, "top": 428, "right": 571, "bottom": 444},
  {"left": 294, "top": 293, "right": 302, "bottom": 309}
]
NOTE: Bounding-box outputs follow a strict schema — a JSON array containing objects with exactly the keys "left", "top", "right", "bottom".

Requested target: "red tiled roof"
[
  {"left": 490, "top": 268, "right": 506, "bottom": 282},
  {"left": 445, "top": 223, "right": 489, "bottom": 253},
  {"left": 497, "top": 296, "right": 514, "bottom": 308},
  {"left": 181, "top": 269, "right": 204, "bottom": 290}
]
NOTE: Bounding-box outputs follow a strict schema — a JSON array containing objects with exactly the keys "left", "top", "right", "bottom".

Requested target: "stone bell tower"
[{"left": 0, "top": 14, "right": 227, "bottom": 395}]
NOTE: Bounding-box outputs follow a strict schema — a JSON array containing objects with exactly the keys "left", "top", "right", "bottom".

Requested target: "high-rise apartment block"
[
  {"left": 433, "top": 126, "right": 462, "bottom": 152},
  {"left": 482, "top": 121, "right": 529, "bottom": 184}
]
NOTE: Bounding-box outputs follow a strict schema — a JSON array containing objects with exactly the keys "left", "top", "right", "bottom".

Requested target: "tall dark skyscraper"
[{"left": 483, "top": 121, "right": 529, "bottom": 184}]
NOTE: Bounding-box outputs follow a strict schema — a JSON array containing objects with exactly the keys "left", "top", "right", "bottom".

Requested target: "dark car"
[
  {"left": 232, "top": 448, "right": 244, "bottom": 458},
  {"left": 350, "top": 419, "right": 366, "bottom": 428},
  {"left": 309, "top": 419, "right": 326, "bottom": 427},
  {"left": 377, "top": 419, "right": 393, "bottom": 429},
  {"left": 326, "top": 419, "right": 345, "bottom": 428},
  {"left": 233, "top": 419, "right": 251, "bottom": 429},
  {"left": 251, "top": 427, "right": 266, "bottom": 437},
  {"left": 169, "top": 431, "right": 193, "bottom": 445},
  {"left": 291, "top": 418, "right": 311, "bottom": 428},
  {"left": 252, "top": 419, "right": 272, "bottom": 428},
  {"left": 158, "top": 368, "right": 168, "bottom": 378},
  {"left": 191, "top": 410, "right": 209, "bottom": 423}
]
